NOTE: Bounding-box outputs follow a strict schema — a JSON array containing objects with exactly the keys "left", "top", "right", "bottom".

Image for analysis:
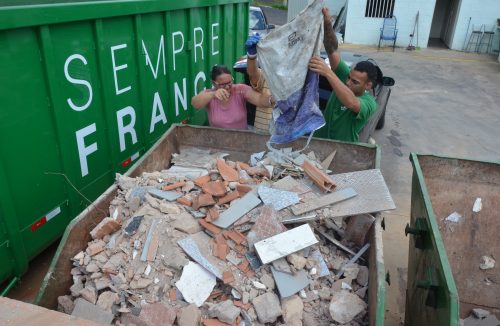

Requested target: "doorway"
[{"left": 429, "top": 0, "right": 461, "bottom": 48}]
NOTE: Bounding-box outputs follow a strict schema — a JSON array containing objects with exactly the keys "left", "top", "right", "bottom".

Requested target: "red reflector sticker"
[
  {"left": 122, "top": 157, "right": 132, "bottom": 167},
  {"left": 31, "top": 217, "right": 47, "bottom": 232}
]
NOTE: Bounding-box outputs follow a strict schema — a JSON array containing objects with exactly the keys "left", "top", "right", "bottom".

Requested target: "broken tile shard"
[
  {"left": 217, "top": 159, "right": 239, "bottom": 182},
  {"left": 212, "top": 193, "right": 261, "bottom": 229},
  {"left": 176, "top": 262, "right": 216, "bottom": 307},
  {"left": 258, "top": 186, "right": 300, "bottom": 211},
  {"left": 302, "top": 159, "right": 336, "bottom": 192},
  {"left": 148, "top": 188, "right": 182, "bottom": 201},
  {"left": 291, "top": 187, "right": 357, "bottom": 216},
  {"left": 254, "top": 224, "right": 318, "bottom": 264}
]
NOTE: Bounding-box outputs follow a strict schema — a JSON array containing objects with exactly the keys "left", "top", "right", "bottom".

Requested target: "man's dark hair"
[
  {"left": 211, "top": 64, "right": 231, "bottom": 81},
  {"left": 353, "top": 61, "right": 378, "bottom": 87}
]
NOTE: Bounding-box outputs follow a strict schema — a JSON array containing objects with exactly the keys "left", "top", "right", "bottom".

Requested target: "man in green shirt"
[{"left": 309, "top": 8, "right": 378, "bottom": 142}]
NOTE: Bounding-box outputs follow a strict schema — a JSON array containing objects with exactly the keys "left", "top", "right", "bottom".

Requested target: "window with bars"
[{"left": 365, "top": 0, "right": 395, "bottom": 18}]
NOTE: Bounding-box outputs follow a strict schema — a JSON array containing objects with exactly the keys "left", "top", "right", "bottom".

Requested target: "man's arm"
[
  {"left": 309, "top": 56, "right": 361, "bottom": 113},
  {"left": 247, "top": 57, "right": 262, "bottom": 88},
  {"left": 244, "top": 88, "right": 274, "bottom": 108},
  {"left": 323, "top": 8, "right": 341, "bottom": 71}
]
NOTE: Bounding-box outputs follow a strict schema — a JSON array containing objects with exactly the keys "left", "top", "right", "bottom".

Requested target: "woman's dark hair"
[
  {"left": 211, "top": 64, "right": 231, "bottom": 81},
  {"left": 353, "top": 60, "right": 378, "bottom": 86}
]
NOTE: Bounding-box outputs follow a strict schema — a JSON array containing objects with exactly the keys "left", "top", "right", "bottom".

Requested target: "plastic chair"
[
  {"left": 378, "top": 16, "right": 398, "bottom": 51},
  {"left": 478, "top": 25, "right": 495, "bottom": 53},
  {"left": 466, "top": 24, "right": 484, "bottom": 53}
]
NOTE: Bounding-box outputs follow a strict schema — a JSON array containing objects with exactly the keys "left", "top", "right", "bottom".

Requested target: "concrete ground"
[{"left": 343, "top": 44, "right": 500, "bottom": 325}]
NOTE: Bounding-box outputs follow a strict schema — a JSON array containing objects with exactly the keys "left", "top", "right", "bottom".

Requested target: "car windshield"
[{"left": 249, "top": 10, "right": 266, "bottom": 30}]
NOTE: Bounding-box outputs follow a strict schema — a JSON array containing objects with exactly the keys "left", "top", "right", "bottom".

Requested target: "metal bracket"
[{"left": 405, "top": 217, "right": 428, "bottom": 249}]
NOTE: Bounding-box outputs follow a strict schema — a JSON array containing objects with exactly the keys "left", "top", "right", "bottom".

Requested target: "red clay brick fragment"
[
  {"left": 222, "top": 271, "right": 235, "bottom": 284},
  {"left": 236, "top": 184, "right": 252, "bottom": 194},
  {"left": 162, "top": 181, "right": 186, "bottom": 191},
  {"left": 246, "top": 166, "right": 270, "bottom": 178},
  {"left": 194, "top": 175, "right": 211, "bottom": 187},
  {"left": 237, "top": 259, "right": 250, "bottom": 273},
  {"left": 217, "top": 191, "right": 240, "bottom": 205},
  {"left": 90, "top": 217, "right": 121, "bottom": 240},
  {"left": 202, "top": 181, "right": 227, "bottom": 197},
  {"left": 302, "top": 159, "right": 336, "bottom": 192},
  {"left": 176, "top": 196, "right": 192, "bottom": 207},
  {"left": 199, "top": 219, "right": 222, "bottom": 235},
  {"left": 217, "top": 159, "right": 239, "bottom": 182},
  {"left": 236, "top": 161, "right": 251, "bottom": 171},
  {"left": 234, "top": 244, "right": 246, "bottom": 255},
  {"left": 168, "top": 288, "right": 177, "bottom": 301},
  {"left": 207, "top": 289, "right": 224, "bottom": 301},
  {"left": 206, "top": 207, "right": 220, "bottom": 222},
  {"left": 225, "top": 230, "right": 246, "bottom": 245},
  {"left": 203, "top": 318, "right": 234, "bottom": 326},
  {"left": 213, "top": 235, "right": 229, "bottom": 260},
  {"left": 192, "top": 193, "right": 215, "bottom": 210}
]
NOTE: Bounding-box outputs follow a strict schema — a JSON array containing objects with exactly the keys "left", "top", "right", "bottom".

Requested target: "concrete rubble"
[{"left": 58, "top": 146, "right": 394, "bottom": 325}]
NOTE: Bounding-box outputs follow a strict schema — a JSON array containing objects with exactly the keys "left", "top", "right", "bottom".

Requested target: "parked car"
[
  {"left": 233, "top": 51, "right": 395, "bottom": 143},
  {"left": 249, "top": 6, "right": 275, "bottom": 37}
]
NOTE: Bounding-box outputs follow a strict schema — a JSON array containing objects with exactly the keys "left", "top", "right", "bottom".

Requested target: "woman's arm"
[{"left": 191, "top": 89, "right": 230, "bottom": 109}]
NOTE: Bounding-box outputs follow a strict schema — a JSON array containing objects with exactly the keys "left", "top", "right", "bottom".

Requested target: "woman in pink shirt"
[{"left": 191, "top": 65, "right": 275, "bottom": 130}]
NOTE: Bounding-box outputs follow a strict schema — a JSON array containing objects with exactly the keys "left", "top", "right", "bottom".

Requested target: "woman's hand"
[
  {"left": 309, "top": 56, "right": 333, "bottom": 77},
  {"left": 214, "top": 88, "right": 230, "bottom": 102}
]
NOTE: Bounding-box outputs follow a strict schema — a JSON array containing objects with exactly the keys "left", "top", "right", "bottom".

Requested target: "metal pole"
[{"left": 462, "top": 17, "right": 471, "bottom": 51}]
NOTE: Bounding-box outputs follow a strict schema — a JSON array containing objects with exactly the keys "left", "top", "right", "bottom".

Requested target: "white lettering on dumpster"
[
  {"left": 142, "top": 35, "right": 166, "bottom": 79},
  {"left": 211, "top": 23, "right": 219, "bottom": 55},
  {"left": 150, "top": 92, "right": 167, "bottom": 132},
  {"left": 193, "top": 27, "right": 204, "bottom": 63},
  {"left": 172, "top": 31, "right": 184, "bottom": 71},
  {"left": 175, "top": 78, "right": 187, "bottom": 117},
  {"left": 111, "top": 44, "right": 132, "bottom": 95},
  {"left": 117, "top": 106, "right": 137, "bottom": 152},
  {"left": 194, "top": 71, "right": 206, "bottom": 95},
  {"left": 64, "top": 54, "right": 93, "bottom": 112},
  {"left": 76, "top": 123, "right": 98, "bottom": 177}
]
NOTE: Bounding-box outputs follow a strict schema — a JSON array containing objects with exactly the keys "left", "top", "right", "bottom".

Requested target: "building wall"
[
  {"left": 345, "top": 0, "right": 437, "bottom": 48},
  {"left": 449, "top": 0, "right": 500, "bottom": 51},
  {"left": 344, "top": 0, "right": 500, "bottom": 51}
]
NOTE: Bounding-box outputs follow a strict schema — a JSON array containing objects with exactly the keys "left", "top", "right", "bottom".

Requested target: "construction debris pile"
[{"left": 58, "top": 147, "right": 395, "bottom": 326}]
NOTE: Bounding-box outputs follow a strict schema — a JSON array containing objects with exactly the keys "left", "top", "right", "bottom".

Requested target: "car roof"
[{"left": 250, "top": 6, "right": 263, "bottom": 12}]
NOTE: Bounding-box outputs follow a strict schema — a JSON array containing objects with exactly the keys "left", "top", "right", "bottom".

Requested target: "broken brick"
[
  {"left": 176, "top": 196, "right": 192, "bottom": 207},
  {"left": 302, "top": 159, "right": 336, "bottom": 192},
  {"left": 194, "top": 175, "right": 211, "bottom": 187},
  {"left": 222, "top": 271, "right": 235, "bottom": 284},
  {"left": 90, "top": 217, "right": 121, "bottom": 240},
  {"left": 233, "top": 300, "right": 251, "bottom": 311},
  {"left": 237, "top": 259, "right": 250, "bottom": 273},
  {"left": 225, "top": 230, "right": 246, "bottom": 245},
  {"left": 217, "top": 159, "right": 239, "bottom": 182},
  {"left": 206, "top": 207, "right": 220, "bottom": 222},
  {"left": 236, "top": 184, "right": 252, "bottom": 194},
  {"left": 203, "top": 319, "right": 235, "bottom": 326},
  {"left": 192, "top": 193, "right": 215, "bottom": 210},
  {"left": 217, "top": 191, "right": 240, "bottom": 205},
  {"left": 213, "top": 235, "right": 229, "bottom": 260},
  {"left": 169, "top": 288, "right": 177, "bottom": 301},
  {"left": 236, "top": 161, "right": 251, "bottom": 171},
  {"left": 246, "top": 166, "right": 270, "bottom": 178},
  {"left": 199, "top": 219, "right": 222, "bottom": 235},
  {"left": 162, "top": 181, "right": 186, "bottom": 191},
  {"left": 208, "top": 289, "right": 224, "bottom": 301},
  {"left": 202, "top": 181, "right": 227, "bottom": 197},
  {"left": 86, "top": 240, "right": 105, "bottom": 256},
  {"left": 234, "top": 244, "right": 246, "bottom": 255}
]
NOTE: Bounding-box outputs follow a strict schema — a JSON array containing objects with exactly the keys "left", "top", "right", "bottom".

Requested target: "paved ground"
[{"left": 344, "top": 44, "right": 500, "bottom": 324}]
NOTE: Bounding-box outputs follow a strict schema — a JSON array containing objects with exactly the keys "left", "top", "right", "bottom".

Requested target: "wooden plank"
[
  {"left": 291, "top": 187, "right": 357, "bottom": 216},
  {"left": 254, "top": 224, "right": 318, "bottom": 264}
]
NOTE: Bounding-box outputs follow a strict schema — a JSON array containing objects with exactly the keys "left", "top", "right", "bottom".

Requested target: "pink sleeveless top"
[{"left": 206, "top": 84, "right": 251, "bottom": 129}]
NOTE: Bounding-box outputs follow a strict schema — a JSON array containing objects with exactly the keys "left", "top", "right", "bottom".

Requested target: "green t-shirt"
[{"left": 315, "top": 60, "right": 377, "bottom": 142}]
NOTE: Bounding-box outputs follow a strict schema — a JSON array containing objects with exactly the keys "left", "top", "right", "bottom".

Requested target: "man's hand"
[
  {"left": 214, "top": 88, "right": 230, "bottom": 102},
  {"left": 245, "top": 33, "right": 261, "bottom": 58},
  {"left": 323, "top": 7, "right": 333, "bottom": 25},
  {"left": 309, "top": 56, "right": 333, "bottom": 77}
]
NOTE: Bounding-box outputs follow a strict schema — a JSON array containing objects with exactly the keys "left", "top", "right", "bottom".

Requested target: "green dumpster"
[
  {"left": 406, "top": 154, "right": 500, "bottom": 325},
  {"left": 0, "top": 0, "right": 249, "bottom": 286}
]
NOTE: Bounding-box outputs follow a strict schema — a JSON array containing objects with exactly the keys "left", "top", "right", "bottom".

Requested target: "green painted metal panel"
[
  {"left": 0, "top": 0, "right": 249, "bottom": 285},
  {"left": 406, "top": 153, "right": 461, "bottom": 326}
]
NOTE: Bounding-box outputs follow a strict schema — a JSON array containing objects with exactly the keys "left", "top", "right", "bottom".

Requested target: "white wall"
[
  {"left": 345, "top": 0, "right": 437, "bottom": 48},
  {"left": 449, "top": 0, "right": 500, "bottom": 51}
]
